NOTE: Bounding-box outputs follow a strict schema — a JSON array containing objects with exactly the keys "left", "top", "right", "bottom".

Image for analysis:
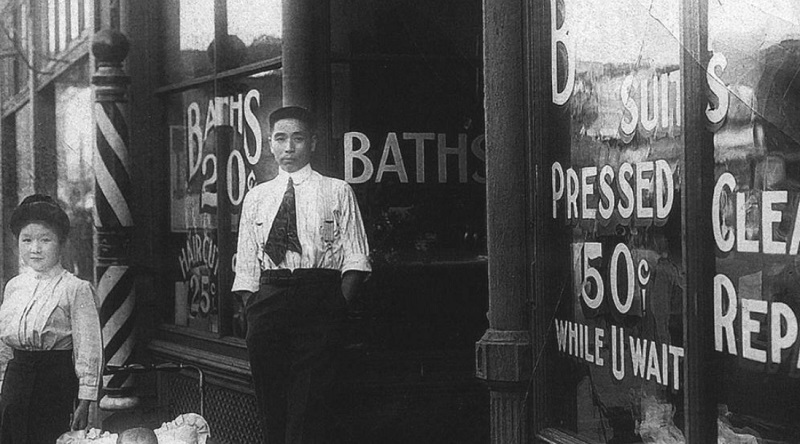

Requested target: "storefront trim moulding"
[
  {"left": 148, "top": 338, "right": 253, "bottom": 395},
  {"left": 153, "top": 56, "right": 282, "bottom": 96}
]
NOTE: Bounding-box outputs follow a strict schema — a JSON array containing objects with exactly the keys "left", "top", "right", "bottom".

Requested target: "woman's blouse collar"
[{"left": 32, "top": 264, "right": 65, "bottom": 281}]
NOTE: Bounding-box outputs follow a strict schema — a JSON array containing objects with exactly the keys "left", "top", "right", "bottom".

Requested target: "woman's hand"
[{"left": 71, "top": 399, "right": 91, "bottom": 431}]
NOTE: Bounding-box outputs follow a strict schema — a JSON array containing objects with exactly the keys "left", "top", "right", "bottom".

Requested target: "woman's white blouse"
[{"left": 0, "top": 266, "right": 103, "bottom": 400}]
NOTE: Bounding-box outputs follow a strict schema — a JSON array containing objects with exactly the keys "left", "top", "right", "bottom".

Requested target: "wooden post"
[
  {"left": 91, "top": 28, "right": 138, "bottom": 410},
  {"left": 681, "top": 0, "right": 716, "bottom": 440}
]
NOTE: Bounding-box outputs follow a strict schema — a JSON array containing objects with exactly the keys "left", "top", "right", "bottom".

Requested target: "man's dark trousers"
[{"left": 245, "top": 269, "right": 346, "bottom": 444}]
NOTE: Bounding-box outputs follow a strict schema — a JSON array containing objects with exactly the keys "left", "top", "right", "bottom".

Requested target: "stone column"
[
  {"left": 91, "top": 29, "right": 138, "bottom": 410},
  {"left": 474, "top": 1, "right": 533, "bottom": 443}
]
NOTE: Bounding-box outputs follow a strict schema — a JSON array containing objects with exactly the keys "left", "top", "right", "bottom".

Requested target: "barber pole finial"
[{"left": 91, "top": 28, "right": 138, "bottom": 410}]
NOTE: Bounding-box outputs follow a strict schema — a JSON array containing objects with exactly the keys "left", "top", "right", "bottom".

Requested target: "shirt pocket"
[{"left": 319, "top": 209, "right": 342, "bottom": 250}]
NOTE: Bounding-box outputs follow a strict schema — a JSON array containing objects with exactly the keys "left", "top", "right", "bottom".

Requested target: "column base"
[
  {"left": 475, "top": 329, "right": 532, "bottom": 382},
  {"left": 476, "top": 329, "right": 533, "bottom": 444}
]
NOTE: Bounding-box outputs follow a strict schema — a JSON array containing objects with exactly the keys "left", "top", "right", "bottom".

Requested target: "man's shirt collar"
[{"left": 277, "top": 164, "right": 313, "bottom": 185}]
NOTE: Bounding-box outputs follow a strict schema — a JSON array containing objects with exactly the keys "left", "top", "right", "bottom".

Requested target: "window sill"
[
  {"left": 374, "top": 255, "right": 488, "bottom": 269},
  {"left": 153, "top": 323, "right": 248, "bottom": 363}
]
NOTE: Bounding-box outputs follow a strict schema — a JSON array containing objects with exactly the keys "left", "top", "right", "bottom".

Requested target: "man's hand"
[
  {"left": 71, "top": 399, "right": 91, "bottom": 431},
  {"left": 341, "top": 271, "right": 368, "bottom": 304},
  {"left": 235, "top": 290, "right": 254, "bottom": 307}
]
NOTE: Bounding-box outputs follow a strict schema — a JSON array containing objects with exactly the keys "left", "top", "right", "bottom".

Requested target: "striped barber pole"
[
  {"left": 91, "top": 29, "right": 138, "bottom": 409},
  {"left": 97, "top": 265, "right": 135, "bottom": 393},
  {"left": 95, "top": 101, "right": 134, "bottom": 228}
]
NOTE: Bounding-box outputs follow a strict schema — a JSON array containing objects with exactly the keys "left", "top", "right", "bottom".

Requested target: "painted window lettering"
[
  {"left": 344, "top": 132, "right": 485, "bottom": 184},
  {"left": 186, "top": 89, "right": 262, "bottom": 211}
]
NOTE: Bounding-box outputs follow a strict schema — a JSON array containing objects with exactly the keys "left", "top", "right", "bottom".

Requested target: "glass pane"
[
  {"left": 546, "top": 0, "right": 685, "bottom": 441},
  {"left": 166, "top": 71, "right": 282, "bottom": 334},
  {"left": 55, "top": 65, "right": 94, "bottom": 282},
  {"left": 164, "top": 0, "right": 215, "bottom": 84},
  {"left": 709, "top": 1, "right": 800, "bottom": 442},
  {"left": 226, "top": 0, "right": 282, "bottom": 66}
]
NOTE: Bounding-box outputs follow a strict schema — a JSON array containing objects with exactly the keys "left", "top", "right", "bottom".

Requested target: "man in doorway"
[{"left": 233, "top": 106, "right": 371, "bottom": 444}]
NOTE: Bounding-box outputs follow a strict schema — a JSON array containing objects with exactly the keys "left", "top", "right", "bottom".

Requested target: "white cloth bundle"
[{"left": 56, "top": 413, "right": 210, "bottom": 444}]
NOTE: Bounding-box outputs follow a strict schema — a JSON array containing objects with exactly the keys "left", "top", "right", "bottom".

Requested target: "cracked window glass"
[
  {"left": 546, "top": 0, "right": 685, "bottom": 441},
  {"left": 710, "top": 1, "right": 800, "bottom": 442}
]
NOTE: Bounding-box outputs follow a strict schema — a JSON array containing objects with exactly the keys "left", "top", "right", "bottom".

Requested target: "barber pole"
[{"left": 91, "top": 29, "right": 138, "bottom": 410}]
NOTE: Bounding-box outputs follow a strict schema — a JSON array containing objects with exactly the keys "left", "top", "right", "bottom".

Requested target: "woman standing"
[{"left": 0, "top": 194, "right": 103, "bottom": 443}]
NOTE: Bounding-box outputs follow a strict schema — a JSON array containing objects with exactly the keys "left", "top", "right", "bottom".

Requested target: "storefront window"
[
  {"left": 167, "top": 71, "right": 281, "bottom": 334},
  {"left": 547, "top": 0, "right": 685, "bottom": 441},
  {"left": 709, "top": 1, "right": 800, "bottom": 441}
]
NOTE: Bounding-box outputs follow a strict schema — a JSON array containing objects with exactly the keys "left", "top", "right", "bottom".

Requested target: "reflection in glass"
[
  {"left": 164, "top": 0, "right": 215, "bottom": 83},
  {"left": 165, "top": 0, "right": 282, "bottom": 84},
  {"left": 227, "top": 0, "right": 282, "bottom": 65},
  {"left": 551, "top": 0, "right": 685, "bottom": 441},
  {"left": 15, "top": 103, "right": 33, "bottom": 205},
  {"left": 179, "top": 0, "right": 214, "bottom": 52},
  {"left": 58, "top": 0, "right": 67, "bottom": 51},
  {"left": 55, "top": 80, "right": 94, "bottom": 282},
  {"left": 710, "top": 1, "right": 800, "bottom": 442},
  {"left": 83, "top": 0, "right": 91, "bottom": 38},
  {"left": 69, "top": 0, "right": 79, "bottom": 40},
  {"left": 48, "top": 0, "right": 57, "bottom": 53}
]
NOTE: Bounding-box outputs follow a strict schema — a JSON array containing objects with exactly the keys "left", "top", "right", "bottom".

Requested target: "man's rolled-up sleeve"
[
  {"left": 232, "top": 192, "right": 261, "bottom": 293},
  {"left": 339, "top": 184, "right": 371, "bottom": 273}
]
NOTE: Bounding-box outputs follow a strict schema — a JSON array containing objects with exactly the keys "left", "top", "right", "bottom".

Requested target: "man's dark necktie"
[{"left": 264, "top": 177, "right": 302, "bottom": 265}]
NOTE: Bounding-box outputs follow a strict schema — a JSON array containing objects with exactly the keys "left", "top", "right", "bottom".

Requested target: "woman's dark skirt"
[{"left": 0, "top": 349, "right": 78, "bottom": 444}]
